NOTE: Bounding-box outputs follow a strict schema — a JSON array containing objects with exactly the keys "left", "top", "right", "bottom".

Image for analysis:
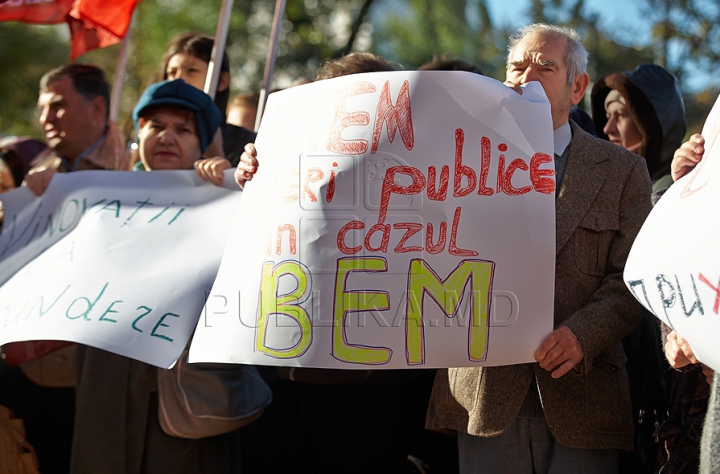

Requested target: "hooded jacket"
[{"left": 591, "top": 64, "right": 686, "bottom": 192}]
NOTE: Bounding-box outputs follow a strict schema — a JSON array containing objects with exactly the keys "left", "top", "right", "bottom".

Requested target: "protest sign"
[
  {"left": 0, "top": 170, "right": 241, "bottom": 368},
  {"left": 624, "top": 93, "right": 720, "bottom": 373},
  {"left": 190, "top": 71, "right": 556, "bottom": 369}
]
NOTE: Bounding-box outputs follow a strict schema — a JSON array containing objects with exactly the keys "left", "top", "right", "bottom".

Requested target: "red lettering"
[
  {"left": 478, "top": 136, "right": 494, "bottom": 196},
  {"left": 303, "top": 168, "right": 323, "bottom": 202},
  {"left": 337, "top": 220, "right": 364, "bottom": 255},
  {"left": 449, "top": 207, "right": 478, "bottom": 256},
  {"left": 699, "top": 273, "right": 720, "bottom": 314},
  {"left": 371, "top": 80, "right": 414, "bottom": 153},
  {"left": 497, "top": 154, "right": 506, "bottom": 194},
  {"left": 326, "top": 162, "right": 338, "bottom": 203},
  {"left": 393, "top": 223, "right": 423, "bottom": 253},
  {"left": 426, "top": 222, "right": 447, "bottom": 254},
  {"left": 276, "top": 224, "right": 297, "bottom": 255},
  {"left": 378, "top": 166, "right": 426, "bottom": 223},
  {"left": 504, "top": 159, "right": 532, "bottom": 196},
  {"left": 327, "top": 82, "right": 375, "bottom": 155},
  {"left": 454, "top": 129, "right": 476, "bottom": 197},
  {"left": 530, "top": 153, "right": 556, "bottom": 194},
  {"left": 283, "top": 171, "right": 300, "bottom": 204},
  {"left": 681, "top": 155, "right": 710, "bottom": 198},
  {"left": 338, "top": 211, "right": 477, "bottom": 256},
  {"left": 365, "top": 223, "right": 390, "bottom": 252},
  {"left": 427, "top": 165, "right": 449, "bottom": 201}
]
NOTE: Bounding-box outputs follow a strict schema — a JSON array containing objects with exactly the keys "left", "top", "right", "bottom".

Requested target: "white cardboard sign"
[
  {"left": 190, "top": 71, "right": 557, "bottom": 369},
  {"left": 625, "top": 93, "right": 720, "bottom": 373},
  {"left": 0, "top": 170, "right": 241, "bottom": 368}
]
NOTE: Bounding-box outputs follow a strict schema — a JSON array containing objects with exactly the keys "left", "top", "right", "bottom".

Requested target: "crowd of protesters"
[{"left": 0, "top": 23, "right": 717, "bottom": 474}]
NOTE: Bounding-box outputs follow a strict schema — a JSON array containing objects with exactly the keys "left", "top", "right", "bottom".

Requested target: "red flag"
[
  {"left": 0, "top": 0, "right": 73, "bottom": 24},
  {"left": 70, "top": 0, "right": 138, "bottom": 38},
  {"left": 68, "top": 0, "right": 140, "bottom": 60},
  {"left": 0, "top": 0, "right": 140, "bottom": 60}
]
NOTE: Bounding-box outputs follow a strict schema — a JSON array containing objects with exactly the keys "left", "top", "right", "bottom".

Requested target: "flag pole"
[
  {"left": 254, "top": 0, "right": 286, "bottom": 131},
  {"left": 205, "top": 0, "right": 234, "bottom": 99},
  {"left": 109, "top": 25, "right": 130, "bottom": 123}
]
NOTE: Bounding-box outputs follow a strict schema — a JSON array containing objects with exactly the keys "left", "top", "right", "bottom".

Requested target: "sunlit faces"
[
  {"left": 138, "top": 106, "right": 201, "bottom": 171},
  {"left": 37, "top": 77, "right": 104, "bottom": 160},
  {"left": 506, "top": 32, "right": 589, "bottom": 129},
  {"left": 603, "top": 100, "right": 644, "bottom": 152},
  {"left": 165, "top": 53, "right": 210, "bottom": 91}
]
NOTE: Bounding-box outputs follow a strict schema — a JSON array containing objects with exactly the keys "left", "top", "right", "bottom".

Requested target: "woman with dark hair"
[{"left": 161, "top": 32, "right": 256, "bottom": 166}]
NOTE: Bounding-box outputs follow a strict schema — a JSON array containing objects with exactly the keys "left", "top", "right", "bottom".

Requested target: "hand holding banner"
[
  {"left": 624, "top": 92, "right": 720, "bottom": 372},
  {"left": 190, "top": 71, "right": 557, "bottom": 369},
  {"left": 0, "top": 170, "right": 241, "bottom": 368}
]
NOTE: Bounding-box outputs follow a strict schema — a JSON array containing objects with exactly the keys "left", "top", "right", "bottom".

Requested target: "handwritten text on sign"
[
  {"left": 190, "top": 71, "right": 557, "bottom": 369},
  {"left": 0, "top": 171, "right": 241, "bottom": 368},
  {"left": 625, "top": 92, "right": 720, "bottom": 373}
]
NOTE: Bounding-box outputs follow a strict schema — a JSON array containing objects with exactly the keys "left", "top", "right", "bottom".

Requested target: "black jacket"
[{"left": 591, "top": 64, "right": 686, "bottom": 191}]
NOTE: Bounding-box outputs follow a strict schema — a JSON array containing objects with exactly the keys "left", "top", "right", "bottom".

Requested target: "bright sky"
[
  {"left": 485, "top": 0, "right": 711, "bottom": 91},
  {"left": 486, "top": 0, "right": 650, "bottom": 42}
]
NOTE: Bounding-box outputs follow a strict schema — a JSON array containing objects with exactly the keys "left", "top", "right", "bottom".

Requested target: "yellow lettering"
[
  {"left": 406, "top": 259, "right": 494, "bottom": 364},
  {"left": 332, "top": 257, "right": 391, "bottom": 364},
  {"left": 256, "top": 261, "right": 312, "bottom": 358}
]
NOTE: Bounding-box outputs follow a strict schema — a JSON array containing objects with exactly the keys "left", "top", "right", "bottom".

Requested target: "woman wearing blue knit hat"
[{"left": 70, "top": 79, "right": 239, "bottom": 474}]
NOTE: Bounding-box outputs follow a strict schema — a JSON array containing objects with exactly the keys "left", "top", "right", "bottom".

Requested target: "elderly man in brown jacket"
[{"left": 426, "top": 24, "right": 652, "bottom": 473}]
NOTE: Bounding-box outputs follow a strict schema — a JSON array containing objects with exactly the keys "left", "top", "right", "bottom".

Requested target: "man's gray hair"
[{"left": 507, "top": 23, "right": 588, "bottom": 85}]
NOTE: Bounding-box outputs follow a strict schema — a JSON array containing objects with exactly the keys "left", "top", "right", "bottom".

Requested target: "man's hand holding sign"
[{"left": 427, "top": 25, "right": 652, "bottom": 466}]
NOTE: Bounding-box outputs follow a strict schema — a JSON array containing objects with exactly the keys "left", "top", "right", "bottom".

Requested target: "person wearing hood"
[
  {"left": 591, "top": 63, "right": 686, "bottom": 193},
  {"left": 593, "top": 65, "right": 705, "bottom": 474}
]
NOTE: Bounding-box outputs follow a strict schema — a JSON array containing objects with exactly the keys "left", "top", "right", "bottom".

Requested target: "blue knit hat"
[{"left": 132, "top": 80, "right": 221, "bottom": 154}]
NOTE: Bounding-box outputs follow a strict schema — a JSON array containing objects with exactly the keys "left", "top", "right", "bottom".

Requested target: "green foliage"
[
  {"left": 641, "top": 0, "right": 720, "bottom": 84},
  {"left": 0, "top": 23, "right": 67, "bottom": 138},
  {"left": 0, "top": 0, "right": 718, "bottom": 142},
  {"left": 371, "top": 0, "right": 506, "bottom": 79}
]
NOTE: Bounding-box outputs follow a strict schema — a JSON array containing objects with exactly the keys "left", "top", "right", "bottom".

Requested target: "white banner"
[
  {"left": 625, "top": 93, "right": 720, "bottom": 373},
  {"left": 190, "top": 71, "right": 557, "bottom": 369},
  {"left": 0, "top": 170, "right": 241, "bottom": 368}
]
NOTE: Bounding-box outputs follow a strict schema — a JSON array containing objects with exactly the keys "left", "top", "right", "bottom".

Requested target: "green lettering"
[
  {"left": 82, "top": 198, "right": 106, "bottom": 215},
  {"left": 59, "top": 199, "right": 80, "bottom": 232},
  {"left": 406, "top": 259, "right": 494, "bottom": 364},
  {"left": 66, "top": 282, "right": 108, "bottom": 321},
  {"left": 99, "top": 300, "right": 123, "bottom": 323},
  {"left": 148, "top": 204, "right": 173, "bottom": 223},
  {"left": 99, "top": 199, "right": 121, "bottom": 218},
  {"left": 151, "top": 312, "right": 179, "bottom": 342},
  {"left": 332, "top": 257, "right": 391, "bottom": 364},
  {"left": 256, "top": 261, "right": 312, "bottom": 358},
  {"left": 132, "top": 306, "right": 152, "bottom": 332},
  {"left": 25, "top": 284, "right": 71, "bottom": 321}
]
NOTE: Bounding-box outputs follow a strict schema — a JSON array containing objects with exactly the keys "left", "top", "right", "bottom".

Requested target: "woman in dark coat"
[{"left": 592, "top": 64, "right": 703, "bottom": 474}]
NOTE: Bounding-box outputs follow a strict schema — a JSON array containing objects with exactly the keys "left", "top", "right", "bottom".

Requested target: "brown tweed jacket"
[{"left": 426, "top": 121, "right": 652, "bottom": 451}]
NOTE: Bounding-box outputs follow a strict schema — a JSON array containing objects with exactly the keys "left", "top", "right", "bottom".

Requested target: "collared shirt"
[
  {"left": 554, "top": 121, "right": 572, "bottom": 193},
  {"left": 554, "top": 121, "right": 571, "bottom": 157},
  {"left": 67, "top": 134, "right": 107, "bottom": 171}
]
